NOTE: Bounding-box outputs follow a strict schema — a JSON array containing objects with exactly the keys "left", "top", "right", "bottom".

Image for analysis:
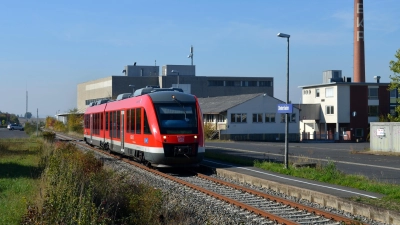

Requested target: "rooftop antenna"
[
  {"left": 155, "top": 60, "right": 156, "bottom": 66},
  {"left": 188, "top": 45, "right": 193, "bottom": 65}
]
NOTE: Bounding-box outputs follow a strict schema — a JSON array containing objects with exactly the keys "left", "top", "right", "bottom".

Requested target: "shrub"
[
  {"left": 42, "top": 131, "right": 56, "bottom": 142},
  {"left": 24, "top": 142, "right": 163, "bottom": 225},
  {"left": 203, "top": 123, "right": 215, "bottom": 139}
]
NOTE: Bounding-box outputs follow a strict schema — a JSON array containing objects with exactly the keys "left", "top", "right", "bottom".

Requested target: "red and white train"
[{"left": 83, "top": 87, "right": 205, "bottom": 167}]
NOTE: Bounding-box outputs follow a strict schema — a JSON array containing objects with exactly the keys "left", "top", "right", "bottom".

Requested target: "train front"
[{"left": 149, "top": 91, "right": 205, "bottom": 167}]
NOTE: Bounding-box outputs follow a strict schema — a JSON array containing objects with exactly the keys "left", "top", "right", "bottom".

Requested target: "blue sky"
[{"left": 1, "top": 0, "right": 399, "bottom": 118}]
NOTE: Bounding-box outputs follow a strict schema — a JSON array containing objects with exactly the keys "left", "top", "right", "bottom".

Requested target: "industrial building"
[{"left": 77, "top": 64, "right": 274, "bottom": 111}]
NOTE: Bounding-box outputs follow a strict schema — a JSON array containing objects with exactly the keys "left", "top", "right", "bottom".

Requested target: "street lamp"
[
  {"left": 277, "top": 32, "right": 290, "bottom": 169},
  {"left": 129, "top": 84, "right": 135, "bottom": 95},
  {"left": 171, "top": 70, "right": 180, "bottom": 88}
]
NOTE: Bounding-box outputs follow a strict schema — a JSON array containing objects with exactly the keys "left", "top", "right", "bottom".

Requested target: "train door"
[
  {"left": 90, "top": 114, "right": 93, "bottom": 144},
  {"left": 121, "top": 110, "right": 125, "bottom": 153}
]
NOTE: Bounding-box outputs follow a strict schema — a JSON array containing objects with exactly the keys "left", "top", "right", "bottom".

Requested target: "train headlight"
[
  {"left": 163, "top": 136, "right": 167, "bottom": 139},
  {"left": 194, "top": 135, "right": 197, "bottom": 139}
]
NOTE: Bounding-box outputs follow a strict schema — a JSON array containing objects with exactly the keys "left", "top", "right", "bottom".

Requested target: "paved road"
[
  {"left": 205, "top": 141, "right": 400, "bottom": 184},
  {"left": 0, "top": 128, "right": 29, "bottom": 139}
]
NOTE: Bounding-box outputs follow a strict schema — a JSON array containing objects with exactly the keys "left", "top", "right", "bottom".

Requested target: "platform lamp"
[
  {"left": 171, "top": 70, "right": 180, "bottom": 88},
  {"left": 129, "top": 84, "right": 135, "bottom": 95},
  {"left": 277, "top": 32, "right": 290, "bottom": 169}
]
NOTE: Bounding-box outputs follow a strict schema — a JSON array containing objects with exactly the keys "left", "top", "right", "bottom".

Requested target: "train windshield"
[{"left": 154, "top": 103, "right": 198, "bottom": 134}]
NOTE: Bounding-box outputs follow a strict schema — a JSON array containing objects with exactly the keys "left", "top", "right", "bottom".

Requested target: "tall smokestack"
[{"left": 353, "top": 0, "right": 365, "bottom": 82}]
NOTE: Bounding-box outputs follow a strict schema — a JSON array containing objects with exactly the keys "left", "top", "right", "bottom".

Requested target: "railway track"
[{"left": 55, "top": 132, "right": 365, "bottom": 225}]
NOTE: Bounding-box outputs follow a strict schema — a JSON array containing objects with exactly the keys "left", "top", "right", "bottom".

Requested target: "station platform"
[{"left": 200, "top": 158, "right": 400, "bottom": 224}]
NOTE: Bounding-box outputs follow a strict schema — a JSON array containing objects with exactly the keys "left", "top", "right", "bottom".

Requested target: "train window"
[
  {"left": 143, "top": 109, "right": 151, "bottom": 134},
  {"left": 130, "top": 109, "right": 135, "bottom": 134},
  {"left": 105, "top": 112, "right": 108, "bottom": 131},
  {"left": 127, "top": 109, "right": 133, "bottom": 133},
  {"left": 117, "top": 111, "right": 121, "bottom": 138},
  {"left": 126, "top": 110, "right": 130, "bottom": 133},
  {"left": 109, "top": 111, "right": 112, "bottom": 137},
  {"left": 111, "top": 111, "right": 116, "bottom": 138},
  {"left": 94, "top": 114, "right": 97, "bottom": 135},
  {"left": 154, "top": 103, "right": 198, "bottom": 134},
  {"left": 136, "top": 108, "right": 141, "bottom": 134},
  {"left": 101, "top": 113, "right": 103, "bottom": 130}
]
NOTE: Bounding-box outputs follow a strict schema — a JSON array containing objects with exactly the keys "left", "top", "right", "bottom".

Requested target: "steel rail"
[{"left": 195, "top": 173, "right": 364, "bottom": 225}]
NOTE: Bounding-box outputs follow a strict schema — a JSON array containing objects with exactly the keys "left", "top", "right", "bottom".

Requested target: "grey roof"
[{"left": 198, "top": 93, "right": 263, "bottom": 114}]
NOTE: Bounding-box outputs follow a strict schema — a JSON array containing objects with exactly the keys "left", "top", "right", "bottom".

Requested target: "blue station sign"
[{"left": 277, "top": 104, "right": 293, "bottom": 113}]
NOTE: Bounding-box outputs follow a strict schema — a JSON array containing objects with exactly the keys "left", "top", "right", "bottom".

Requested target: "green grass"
[
  {"left": 205, "top": 150, "right": 400, "bottom": 212},
  {"left": 0, "top": 139, "right": 42, "bottom": 225}
]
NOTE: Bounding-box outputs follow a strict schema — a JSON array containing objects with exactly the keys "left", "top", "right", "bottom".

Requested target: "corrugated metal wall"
[{"left": 370, "top": 122, "right": 400, "bottom": 152}]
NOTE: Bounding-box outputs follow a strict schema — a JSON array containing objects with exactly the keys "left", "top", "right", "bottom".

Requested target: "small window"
[
  {"left": 355, "top": 128, "right": 363, "bottom": 137},
  {"left": 259, "top": 81, "right": 272, "bottom": 87},
  {"left": 280, "top": 113, "right": 296, "bottom": 123},
  {"left": 368, "top": 88, "right": 378, "bottom": 98},
  {"left": 326, "top": 106, "right": 334, "bottom": 115},
  {"left": 390, "top": 89, "right": 397, "bottom": 98},
  {"left": 252, "top": 113, "right": 263, "bottom": 123},
  {"left": 231, "top": 113, "right": 247, "bottom": 123},
  {"left": 316, "top": 89, "right": 320, "bottom": 97},
  {"left": 291, "top": 113, "right": 296, "bottom": 122},
  {"left": 368, "top": 105, "right": 379, "bottom": 116},
  {"left": 225, "top": 81, "right": 234, "bottom": 86},
  {"left": 143, "top": 110, "right": 151, "bottom": 134},
  {"left": 325, "top": 88, "right": 334, "bottom": 98},
  {"left": 265, "top": 113, "right": 275, "bottom": 123},
  {"left": 208, "top": 80, "right": 224, "bottom": 86}
]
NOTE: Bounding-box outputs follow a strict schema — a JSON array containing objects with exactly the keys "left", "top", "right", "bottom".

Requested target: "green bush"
[
  {"left": 203, "top": 123, "right": 215, "bottom": 139},
  {"left": 24, "top": 142, "right": 163, "bottom": 225},
  {"left": 42, "top": 131, "right": 56, "bottom": 142}
]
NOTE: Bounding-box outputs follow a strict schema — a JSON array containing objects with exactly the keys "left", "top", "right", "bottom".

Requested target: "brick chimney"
[{"left": 353, "top": 0, "right": 365, "bottom": 82}]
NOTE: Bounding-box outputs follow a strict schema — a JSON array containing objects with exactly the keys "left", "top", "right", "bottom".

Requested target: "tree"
[
  {"left": 25, "top": 112, "right": 33, "bottom": 119},
  {"left": 388, "top": 49, "right": 400, "bottom": 122}
]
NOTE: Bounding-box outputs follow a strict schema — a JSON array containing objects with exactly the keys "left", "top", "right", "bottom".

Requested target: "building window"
[
  {"left": 390, "top": 89, "right": 397, "bottom": 98},
  {"left": 316, "top": 89, "right": 320, "bottom": 97},
  {"left": 243, "top": 81, "right": 257, "bottom": 87},
  {"left": 231, "top": 113, "right": 247, "bottom": 123},
  {"left": 280, "top": 113, "right": 296, "bottom": 123},
  {"left": 204, "top": 114, "right": 213, "bottom": 122},
  {"left": 225, "top": 81, "right": 234, "bottom": 86},
  {"left": 368, "top": 88, "right": 378, "bottom": 98},
  {"left": 265, "top": 113, "right": 275, "bottom": 123},
  {"left": 355, "top": 128, "right": 363, "bottom": 137},
  {"left": 325, "top": 88, "right": 334, "bottom": 98},
  {"left": 217, "top": 115, "right": 224, "bottom": 122},
  {"left": 291, "top": 113, "right": 296, "bottom": 122},
  {"left": 208, "top": 80, "right": 224, "bottom": 86},
  {"left": 326, "top": 106, "right": 334, "bottom": 115},
  {"left": 368, "top": 105, "right": 379, "bottom": 116},
  {"left": 252, "top": 113, "right": 263, "bottom": 123},
  {"left": 259, "top": 81, "right": 272, "bottom": 87}
]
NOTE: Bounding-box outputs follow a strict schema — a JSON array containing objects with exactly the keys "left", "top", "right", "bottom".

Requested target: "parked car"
[{"left": 7, "top": 123, "right": 24, "bottom": 131}]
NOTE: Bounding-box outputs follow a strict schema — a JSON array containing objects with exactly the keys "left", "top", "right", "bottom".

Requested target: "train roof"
[
  {"left": 133, "top": 87, "right": 183, "bottom": 97},
  {"left": 85, "top": 87, "right": 197, "bottom": 114}
]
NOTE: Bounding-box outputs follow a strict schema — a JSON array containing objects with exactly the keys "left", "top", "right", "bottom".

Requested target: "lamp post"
[
  {"left": 171, "top": 70, "right": 180, "bottom": 88},
  {"left": 277, "top": 32, "right": 290, "bottom": 169},
  {"left": 129, "top": 84, "right": 135, "bottom": 95}
]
